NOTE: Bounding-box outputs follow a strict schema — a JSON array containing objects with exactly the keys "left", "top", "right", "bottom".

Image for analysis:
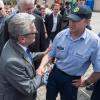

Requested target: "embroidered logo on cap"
[{"left": 73, "top": 7, "right": 79, "bottom": 13}]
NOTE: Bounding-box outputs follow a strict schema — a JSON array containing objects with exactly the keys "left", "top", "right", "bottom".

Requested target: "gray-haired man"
[
  {"left": 17, "top": 0, "right": 48, "bottom": 52},
  {"left": 2, "top": 0, "right": 49, "bottom": 69},
  {"left": 0, "top": 13, "right": 45, "bottom": 100}
]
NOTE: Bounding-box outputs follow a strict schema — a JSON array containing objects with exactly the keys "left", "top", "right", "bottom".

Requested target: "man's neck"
[
  {"left": 17, "top": 42, "right": 27, "bottom": 51},
  {"left": 71, "top": 29, "right": 85, "bottom": 40}
]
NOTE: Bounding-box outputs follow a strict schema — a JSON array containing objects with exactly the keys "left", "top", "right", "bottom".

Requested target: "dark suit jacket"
[
  {"left": 2, "top": 12, "right": 48, "bottom": 53},
  {"left": 0, "top": 15, "right": 10, "bottom": 55},
  {"left": 0, "top": 39, "right": 42, "bottom": 100},
  {"left": 29, "top": 13, "right": 49, "bottom": 69},
  {"left": 45, "top": 13, "right": 62, "bottom": 38},
  {"left": 29, "top": 13, "right": 48, "bottom": 52}
]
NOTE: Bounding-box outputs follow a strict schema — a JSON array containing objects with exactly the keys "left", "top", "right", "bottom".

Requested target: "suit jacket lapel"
[
  {"left": 23, "top": 53, "right": 33, "bottom": 65},
  {"left": 23, "top": 53, "right": 35, "bottom": 74},
  {"left": 51, "top": 14, "right": 53, "bottom": 29},
  {"left": 9, "top": 39, "right": 33, "bottom": 65},
  {"left": 57, "top": 15, "right": 60, "bottom": 26}
]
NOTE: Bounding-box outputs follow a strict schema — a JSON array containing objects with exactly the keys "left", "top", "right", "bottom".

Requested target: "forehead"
[
  {"left": 41, "top": 8, "right": 45, "bottom": 11},
  {"left": 23, "top": 2, "right": 33, "bottom": 8},
  {"left": 41, "top": 7, "right": 45, "bottom": 10},
  {"left": 53, "top": 5, "right": 60, "bottom": 9},
  {"left": 69, "top": 18, "right": 86, "bottom": 23}
]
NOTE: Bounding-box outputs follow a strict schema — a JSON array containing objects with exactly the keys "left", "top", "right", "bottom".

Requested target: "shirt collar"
[
  {"left": 17, "top": 43, "right": 27, "bottom": 52},
  {"left": 80, "top": 29, "right": 87, "bottom": 39},
  {"left": 66, "top": 28, "right": 87, "bottom": 40},
  {"left": 53, "top": 13, "right": 58, "bottom": 17}
]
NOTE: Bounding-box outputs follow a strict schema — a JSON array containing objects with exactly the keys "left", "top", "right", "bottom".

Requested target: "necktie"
[
  {"left": 26, "top": 48, "right": 36, "bottom": 75},
  {"left": 26, "top": 48, "right": 33, "bottom": 63}
]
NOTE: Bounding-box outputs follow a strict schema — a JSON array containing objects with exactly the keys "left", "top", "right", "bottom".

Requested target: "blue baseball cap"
[{"left": 67, "top": 5, "right": 92, "bottom": 21}]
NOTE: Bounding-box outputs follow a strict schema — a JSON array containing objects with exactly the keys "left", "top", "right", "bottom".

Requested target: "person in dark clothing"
[
  {"left": 45, "top": 3, "right": 62, "bottom": 42},
  {"left": 17, "top": 0, "right": 48, "bottom": 52},
  {"left": 60, "top": 1, "right": 71, "bottom": 29},
  {"left": 0, "top": 0, "right": 8, "bottom": 55},
  {"left": 91, "top": 79, "right": 100, "bottom": 100},
  {"left": 33, "top": 4, "right": 41, "bottom": 16}
]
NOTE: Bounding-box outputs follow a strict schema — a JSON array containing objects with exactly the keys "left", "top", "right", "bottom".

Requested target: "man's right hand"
[{"left": 36, "top": 66, "right": 45, "bottom": 76}]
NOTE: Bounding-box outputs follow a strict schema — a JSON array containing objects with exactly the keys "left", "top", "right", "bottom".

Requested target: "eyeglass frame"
[
  {"left": 0, "top": 8, "right": 2, "bottom": 10},
  {"left": 22, "top": 32, "right": 38, "bottom": 37}
]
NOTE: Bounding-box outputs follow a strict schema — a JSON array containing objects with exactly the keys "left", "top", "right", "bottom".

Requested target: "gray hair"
[
  {"left": 8, "top": 13, "right": 35, "bottom": 40},
  {"left": 17, "top": 0, "right": 35, "bottom": 10},
  {"left": 0, "top": 0, "right": 4, "bottom": 7}
]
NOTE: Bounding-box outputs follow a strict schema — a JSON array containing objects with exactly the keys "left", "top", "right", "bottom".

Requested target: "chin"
[{"left": 32, "top": 39, "right": 35, "bottom": 43}]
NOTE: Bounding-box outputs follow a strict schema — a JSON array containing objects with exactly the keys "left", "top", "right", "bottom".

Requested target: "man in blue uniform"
[{"left": 38, "top": 5, "right": 100, "bottom": 100}]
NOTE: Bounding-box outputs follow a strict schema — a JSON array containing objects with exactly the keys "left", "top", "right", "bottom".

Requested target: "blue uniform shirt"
[{"left": 49, "top": 28, "right": 100, "bottom": 76}]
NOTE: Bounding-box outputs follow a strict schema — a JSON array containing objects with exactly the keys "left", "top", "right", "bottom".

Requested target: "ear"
[
  {"left": 87, "top": 19, "right": 91, "bottom": 25},
  {"left": 18, "top": 36, "right": 26, "bottom": 44},
  {"left": 83, "top": 19, "right": 89, "bottom": 26}
]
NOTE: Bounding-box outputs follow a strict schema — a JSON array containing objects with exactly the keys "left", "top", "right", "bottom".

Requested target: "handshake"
[{"left": 36, "top": 64, "right": 53, "bottom": 85}]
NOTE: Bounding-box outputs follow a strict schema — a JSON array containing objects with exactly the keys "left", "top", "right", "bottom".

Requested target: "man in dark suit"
[
  {"left": 0, "top": 0, "right": 8, "bottom": 55},
  {"left": 17, "top": 0, "right": 48, "bottom": 52},
  {"left": 0, "top": 13, "right": 44, "bottom": 100},
  {"left": 17, "top": 0, "right": 49, "bottom": 69},
  {"left": 45, "top": 3, "right": 62, "bottom": 42}
]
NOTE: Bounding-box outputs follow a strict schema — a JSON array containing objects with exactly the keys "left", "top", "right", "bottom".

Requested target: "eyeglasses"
[
  {"left": 0, "top": 8, "right": 2, "bottom": 10},
  {"left": 29, "top": 32, "right": 37, "bottom": 35},
  {"left": 24, "top": 32, "right": 37, "bottom": 36}
]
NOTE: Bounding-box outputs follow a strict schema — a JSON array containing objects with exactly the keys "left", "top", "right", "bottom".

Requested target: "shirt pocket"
[
  {"left": 56, "top": 49, "right": 65, "bottom": 59},
  {"left": 74, "top": 52, "right": 89, "bottom": 64}
]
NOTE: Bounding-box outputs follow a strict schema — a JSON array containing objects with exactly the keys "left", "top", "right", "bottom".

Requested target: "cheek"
[
  {"left": 79, "top": 22, "right": 86, "bottom": 28},
  {"left": 30, "top": 34, "right": 35, "bottom": 40},
  {"left": 32, "top": 35, "right": 35, "bottom": 42}
]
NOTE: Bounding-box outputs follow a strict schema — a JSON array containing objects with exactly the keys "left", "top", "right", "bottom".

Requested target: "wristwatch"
[{"left": 84, "top": 80, "right": 91, "bottom": 86}]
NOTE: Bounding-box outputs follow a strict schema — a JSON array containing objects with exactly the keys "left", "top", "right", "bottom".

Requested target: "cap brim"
[{"left": 67, "top": 14, "right": 82, "bottom": 21}]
